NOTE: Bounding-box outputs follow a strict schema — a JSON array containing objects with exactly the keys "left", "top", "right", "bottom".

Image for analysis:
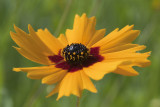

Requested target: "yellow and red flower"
[{"left": 11, "top": 13, "right": 151, "bottom": 100}]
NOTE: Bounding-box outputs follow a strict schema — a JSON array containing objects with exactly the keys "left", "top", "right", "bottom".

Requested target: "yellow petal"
[
  {"left": 10, "top": 29, "right": 51, "bottom": 61},
  {"left": 134, "top": 59, "right": 151, "bottom": 67},
  {"left": 57, "top": 71, "right": 83, "bottom": 100},
  {"left": 113, "top": 65, "right": 139, "bottom": 76},
  {"left": 13, "top": 46, "right": 50, "bottom": 65},
  {"left": 103, "top": 51, "right": 150, "bottom": 61},
  {"left": 100, "top": 44, "right": 146, "bottom": 54},
  {"left": 94, "top": 25, "right": 134, "bottom": 47},
  {"left": 56, "top": 73, "right": 72, "bottom": 100},
  {"left": 28, "top": 25, "right": 57, "bottom": 54},
  {"left": 66, "top": 14, "right": 88, "bottom": 44},
  {"left": 13, "top": 65, "right": 61, "bottom": 79},
  {"left": 100, "top": 43, "right": 139, "bottom": 54},
  {"left": 80, "top": 70, "right": 97, "bottom": 93},
  {"left": 83, "top": 61, "right": 124, "bottom": 80},
  {"left": 46, "top": 83, "right": 60, "bottom": 98},
  {"left": 81, "top": 16, "right": 96, "bottom": 45},
  {"left": 100, "top": 30, "right": 140, "bottom": 51},
  {"left": 47, "top": 70, "right": 98, "bottom": 98},
  {"left": 66, "top": 14, "right": 82, "bottom": 44},
  {"left": 92, "top": 25, "right": 139, "bottom": 50},
  {"left": 102, "top": 51, "right": 151, "bottom": 67},
  {"left": 42, "top": 70, "right": 67, "bottom": 85},
  {"left": 36, "top": 28, "right": 64, "bottom": 54},
  {"left": 58, "top": 34, "right": 68, "bottom": 48},
  {"left": 87, "top": 29, "right": 106, "bottom": 47},
  {"left": 91, "top": 28, "right": 119, "bottom": 47},
  {"left": 66, "top": 13, "right": 105, "bottom": 46},
  {"left": 11, "top": 25, "right": 53, "bottom": 65},
  {"left": 11, "top": 25, "right": 64, "bottom": 65}
]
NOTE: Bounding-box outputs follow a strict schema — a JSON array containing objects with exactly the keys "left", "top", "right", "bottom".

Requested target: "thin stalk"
[
  {"left": 76, "top": 97, "right": 80, "bottom": 107},
  {"left": 89, "top": 0, "right": 102, "bottom": 16},
  {"left": 55, "top": 0, "right": 73, "bottom": 36},
  {"left": 23, "top": 84, "right": 45, "bottom": 107}
]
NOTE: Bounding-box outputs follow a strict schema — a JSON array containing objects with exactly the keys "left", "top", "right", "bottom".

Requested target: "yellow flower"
[
  {"left": 10, "top": 13, "right": 151, "bottom": 100},
  {"left": 152, "top": 0, "right": 160, "bottom": 11}
]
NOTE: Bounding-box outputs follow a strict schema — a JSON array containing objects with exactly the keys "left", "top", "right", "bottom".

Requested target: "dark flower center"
[
  {"left": 48, "top": 44, "right": 104, "bottom": 72},
  {"left": 62, "top": 43, "right": 89, "bottom": 65}
]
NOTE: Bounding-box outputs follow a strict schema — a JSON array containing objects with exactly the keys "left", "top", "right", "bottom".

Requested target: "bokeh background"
[{"left": 0, "top": 0, "right": 160, "bottom": 107}]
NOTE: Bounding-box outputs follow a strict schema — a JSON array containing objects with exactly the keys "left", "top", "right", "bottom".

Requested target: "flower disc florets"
[{"left": 62, "top": 43, "right": 89, "bottom": 65}]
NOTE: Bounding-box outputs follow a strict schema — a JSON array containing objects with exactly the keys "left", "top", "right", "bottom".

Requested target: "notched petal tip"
[
  {"left": 56, "top": 97, "right": 60, "bottom": 101},
  {"left": 56, "top": 94, "right": 64, "bottom": 101},
  {"left": 13, "top": 68, "right": 21, "bottom": 72},
  {"left": 89, "top": 16, "right": 96, "bottom": 25},
  {"left": 75, "top": 14, "right": 80, "bottom": 18},
  {"left": 46, "top": 94, "right": 53, "bottom": 98},
  {"left": 93, "top": 89, "right": 98, "bottom": 93},
  {"left": 46, "top": 95, "right": 50, "bottom": 98},
  {"left": 13, "top": 25, "right": 22, "bottom": 33},
  {"left": 123, "top": 72, "right": 139, "bottom": 76},
  {"left": 28, "top": 24, "right": 35, "bottom": 33},
  {"left": 100, "top": 28, "right": 107, "bottom": 34},
  {"left": 12, "top": 46, "right": 20, "bottom": 49},
  {"left": 87, "top": 87, "right": 98, "bottom": 93},
  {"left": 134, "top": 72, "right": 139, "bottom": 76},
  {"left": 90, "top": 16, "right": 96, "bottom": 19},
  {"left": 56, "top": 94, "right": 75, "bottom": 101},
  {"left": 94, "top": 76, "right": 105, "bottom": 81},
  {"left": 37, "top": 28, "right": 43, "bottom": 32},
  {"left": 130, "top": 72, "right": 139, "bottom": 76},
  {"left": 126, "top": 24, "right": 135, "bottom": 31},
  {"left": 134, "top": 30, "right": 140, "bottom": 34},
  {"left": 10, "top": 31, "right": 17, "bottom": 40},
  {"left": 145, "top": 51, "right": 151, "bottom": 57},
  {"left": 141, "top": 45, "right": 146, "bottom": 49},
  {"left": 10, "top": 31, "right": 15, "bottom": 36},
  {"left": 44, "top": 28, "right": 49, "bottom": 32},
  {"left": 13, "top": 25, "right": 28, "bottom": 36},
  {"left": 81, "top": 13, "right": 87, "bottom": 16},
  {"left": 127, "top": 24, "right": 134, "bottom": 28},
  {"left": 26, "top": 73, "right": 32, "bottom": 78},
  {"left": 41, "top": 79, "right": 47, "bottom": 84},
  {"left": 113, "top": 65, "right": 140, "bottom": 76},
  {"left": 28, "top": 24, "right": 32, "bottom": 28},
  {"left": 13, "top": 24, "right": 17, "bottom": 30}
]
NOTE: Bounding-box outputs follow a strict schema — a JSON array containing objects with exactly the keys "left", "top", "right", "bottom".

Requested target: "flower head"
[{"left": 11, "top": 13, "right": 151, "bottom": 100}]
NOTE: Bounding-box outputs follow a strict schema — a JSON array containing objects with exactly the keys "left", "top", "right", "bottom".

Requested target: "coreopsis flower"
[{"left": 11, "top": 13, "right": 150, "bottom": 100}]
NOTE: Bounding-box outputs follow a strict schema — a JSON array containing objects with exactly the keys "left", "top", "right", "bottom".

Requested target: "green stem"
[
  {"left": 76, "top": 97, "right": 80, "bottom": 107},
  {"left": 89, "top": 0, "right": 102, "bottom": 16},
  {"left": 55, "top": 0, "right": 73, "bottom": 36}
]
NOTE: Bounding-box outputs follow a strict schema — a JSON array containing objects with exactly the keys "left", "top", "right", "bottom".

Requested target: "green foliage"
[{"left": 0, "top": 0, "right": 160, "bottom": 107}]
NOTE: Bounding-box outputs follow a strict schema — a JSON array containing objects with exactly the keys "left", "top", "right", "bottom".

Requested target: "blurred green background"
[{"left": 0, "top": 0, "right": 160, "bottom": 107}]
